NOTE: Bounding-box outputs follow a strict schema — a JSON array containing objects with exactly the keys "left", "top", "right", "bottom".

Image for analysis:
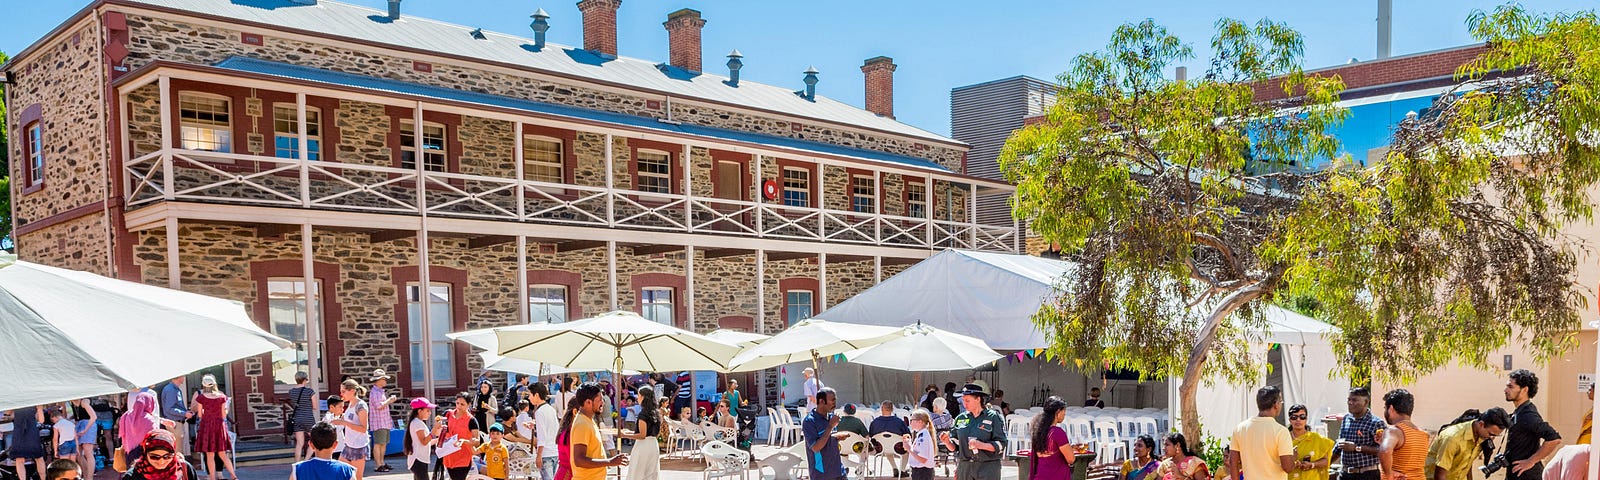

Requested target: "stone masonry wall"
[
  {"left": 116, "top": 13, "right": 967, "bottom": 173},
  {"left": 5, "top": 15, "right": 106, "bottom": 229},
  {"left": 16, "top": 213, "right": 111, "bottom": 274}
]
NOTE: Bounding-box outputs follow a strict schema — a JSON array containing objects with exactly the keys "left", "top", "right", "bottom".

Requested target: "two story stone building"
[{"left": 3, "top": 0, "right": 1018, "bottom": 436}]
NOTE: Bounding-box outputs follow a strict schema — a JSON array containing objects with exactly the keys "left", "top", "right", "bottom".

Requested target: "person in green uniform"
[{"left": 939, "top": 384, "right": 1006, "bottom": 480}]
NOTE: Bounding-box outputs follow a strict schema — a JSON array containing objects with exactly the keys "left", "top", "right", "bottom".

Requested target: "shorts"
[
  {"left": 77, "top": 419, "right": 98, "bottom": 445},
  {"left": 342, "top": 445, "right": 370, "bottom": 460},
  {"left": 911, "top": 467, "right": 934, "bottom": 480},
  {"left": 372, "top": 429, "right": 392, "bottom": 454},
  {"left": 57, "top": 441, "right": 77, "bottom": 457}
]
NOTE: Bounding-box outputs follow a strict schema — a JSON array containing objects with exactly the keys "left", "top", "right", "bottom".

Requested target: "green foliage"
[
  {"left": 1, "top": 49, "right": 10, "bottom": 247},
  {"left": 1200, "top": 434, "right": 1229, "bottom": 473}
]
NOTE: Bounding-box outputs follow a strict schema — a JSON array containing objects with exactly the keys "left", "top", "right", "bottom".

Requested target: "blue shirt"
[
  {"left": 160, "top": 382, "right": 188, "bottom": 422},
  {"left": 1338, "top": 411, "right": 1386, "bottom": 469},
  {"left": 294, "top": 457, "right": 355, "bottom": 480},
  {"left": 869, "top": 415, "right": 910, "bottom": 436},
  {"left": 802, "top": 409, "right": 844, "bottom": 480}
]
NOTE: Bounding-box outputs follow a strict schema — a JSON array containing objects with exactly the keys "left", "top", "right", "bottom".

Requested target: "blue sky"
[{"left": 3, "top": 0, "right": 1594, "bottom": 138}]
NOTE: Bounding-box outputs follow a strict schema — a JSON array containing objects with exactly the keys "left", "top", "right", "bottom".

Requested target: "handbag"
[{"left": 113, "top": 447, "right": 129, "bottom": 472}]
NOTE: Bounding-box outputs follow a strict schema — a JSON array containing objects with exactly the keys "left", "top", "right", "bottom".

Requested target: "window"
[
  {"left": 406, "top": 283, "right": 454, "bottom": 384},
  {"left": 25, "top": 122, "right": 42, "bottom": 186},
  {"left": 906, "top": 182, "right": 927, "bottom": 218},
  {"left": 400, "top": 120, "right": 447, "bottom": 172},
  {"left": 851, "top": 175, "right": 876, "bottom": 213},
  {"left": 640, "top": 287, "right": 674, "bottom": 325},
  {"left": 266, "top": 278, "right": 323, "bottom": 390},
  {"left": 272, "top": 105, "right": 321, "bottom": 160},
  {"left": 785, "top": 290, "right": 814, "bottom": 325},
  {"left": 523, "top": 136, "right": 564, "bottom": 183},
  {"left": 782, "top": 167, "right": 810, "bottom": 207},
  {"left": 636, "top": 150, "right": 672, "bottom": 194},
  {"left": 528, "top": 285, "right": 568, "bottom": 324},
  {"left": 178, "top": 93, "right": 231, "bottom": 152}
]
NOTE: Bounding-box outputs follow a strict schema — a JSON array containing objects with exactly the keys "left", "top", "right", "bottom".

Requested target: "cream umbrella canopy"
[
  {"left": 842, "top": 322, "right": 1002, "bottom": 371},
  {"left": 0, "top": 255, "right": 291, "bottom": 411},
  {"left": 475, "top": 352, "right": 640, "bottom": 377},
  {"left": 704, "top": 329, "right": 771, "bottom": 348},
  {"left": 725, "top": 319, "right": 903, "bottom": 375}
]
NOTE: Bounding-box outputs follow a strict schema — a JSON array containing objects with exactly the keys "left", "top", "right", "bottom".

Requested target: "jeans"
[{"left": 538, "top": 456, "right": 559, "bottom": 480}]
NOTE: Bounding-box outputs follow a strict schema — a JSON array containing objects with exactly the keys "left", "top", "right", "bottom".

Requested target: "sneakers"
[{"left": 374, "top": 464, "right": 393, "bottom": 473}]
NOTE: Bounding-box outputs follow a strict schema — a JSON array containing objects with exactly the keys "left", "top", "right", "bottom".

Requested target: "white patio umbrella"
[
  {"left": 704, "top": 329, "right": 771, "bottom": 347},
  {"left": 0, "top": 255, "right": 291, "bottom": 411},
  {"left": 842, "top": 322, "right": 1003, "bottom": 371},
  {"left": 475, "top": 351, "right": 639, "bottom": 377},
  {"left": 725, "top": 319, "right": 903, "bottom": 375}
]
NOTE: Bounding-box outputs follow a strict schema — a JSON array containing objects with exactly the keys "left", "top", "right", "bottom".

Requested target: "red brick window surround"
[
  {"left": 845, "top": 168, "right": 882, "bottom": 214},
  {"left": 386, "top": 107, "right": 462, "bottom": 173},
  {"left": 627, "top": 138, "right": 683, "bottom": 195},
  {"left": 779, "top": 277, "right": 819, "bottom": 325},
  {"left": 522, "top": 124, "right": 578, "bottom": 185},
  {"left": 527, "top": 269, "right": 583, "bottom": 323},
  {"left": 902, "top": 175, "right": 929, "bottom": 219},
  {"left": 18, "top": 103, "right": 45, "bottom": 194},
  {"left": 773, "top": 159, "right": 816, "bottom": 208},
  {"left": 246, "top": 260, "right": 345, "bottom": 404},
  {"left": 709, "top": 149, "right": 752, "bottom": 201},
  {"left": 393, "top": 265, "right": 470, "bottom": 396},
  {"left": 632, "top": 272, "right": 688, "bottom": 329}
]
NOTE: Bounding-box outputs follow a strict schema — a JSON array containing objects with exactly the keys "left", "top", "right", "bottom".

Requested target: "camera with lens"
[{"left": 1480, "top": 453, "right": 1509, "bottom": 476}]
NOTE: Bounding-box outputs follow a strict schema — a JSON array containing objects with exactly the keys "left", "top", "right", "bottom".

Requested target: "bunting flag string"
[{"left": 780, "top": 366, "right": 788, "bottom": 402}]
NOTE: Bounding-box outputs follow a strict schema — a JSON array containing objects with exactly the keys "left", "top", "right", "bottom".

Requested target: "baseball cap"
[{"left": 409, "top": 397, "right": 437, "bottom": 410}]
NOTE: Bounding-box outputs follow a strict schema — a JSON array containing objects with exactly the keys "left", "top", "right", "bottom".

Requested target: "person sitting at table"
[
  {"left": 869, "top": 401, "right": 912, "bottom": 477},
  {"left": 836, "top": 405, "right": 869, "bottom": 438}
]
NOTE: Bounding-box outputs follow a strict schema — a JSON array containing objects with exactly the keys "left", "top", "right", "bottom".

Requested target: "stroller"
[{"left": 735, "top": 405, "right": 760, "bottom": 450}]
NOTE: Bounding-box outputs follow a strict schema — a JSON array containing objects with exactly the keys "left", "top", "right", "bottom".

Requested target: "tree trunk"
[{"left": 1177, "top": 277, "right": 1275, "bottom": 451}]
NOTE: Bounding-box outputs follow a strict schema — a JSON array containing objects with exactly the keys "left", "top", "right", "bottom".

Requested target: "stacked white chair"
[
  {"left": 1092, "top": 420, "right": 1128, "bottom": 464},
  {"left": 765, "top": 408, "right": 783, "bottom": 446},
  {"left": 1005, "top": 415, "right": 1034, "bottom": 457}
]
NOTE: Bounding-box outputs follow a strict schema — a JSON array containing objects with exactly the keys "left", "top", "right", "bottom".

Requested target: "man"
[
  {"left": 159, "top": 376, "right": 192, "bottom": 458},
  {"left": 1503, "top": 369, "right": 1562, "bottom": 480},
  {"left": 836, "top": 404, "right": 868, "bottom": 437},
  {"left": 504, "top": 374, "right": 531, "bottom": 407},
  {"left": 1229, "top": 386, "right": 1295, "bottom": 480},
  {"left": 869, "top": 401, "right": 911, "bottom": 477},
  {"left": 1335, "top": 387, "right": 1387, "bottom": 480},
  {"left": 803, "top": 368, "right": 823, "bottom": 413},
  {"left": 367, "top": 369, "right": 398, "bottom": 473},
  {"left": 1378, "top": 389, "right": 1429, "bottom": 480},
  {"left": 1425, "top": 407, "right": 1509, "bottom": 480},
  {"left": 529, "top": 383, "right": 559, "bottom": 480},
  {"left": 1085, "top": 387, "right": 1105, "bottom": 408},
  {"left": 939, "top": 384, "right": 1006, "bottom": 480},
  {"left": 568, "top": 383, "right": 627, "bottom": 480},
  {"left": 989, "top": 390, "right": 1011, "bottom": 415},
  {"left": 803, "top": 387, "right": 850, "bottom": 480},
  {"left": 1578, "top": 384, "right": 1593, "bottom": 445}
]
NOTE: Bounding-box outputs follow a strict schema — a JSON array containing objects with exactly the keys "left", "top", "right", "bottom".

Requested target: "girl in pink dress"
[{"left": 191, "top": 375, "right": 237, "bottom": 480}]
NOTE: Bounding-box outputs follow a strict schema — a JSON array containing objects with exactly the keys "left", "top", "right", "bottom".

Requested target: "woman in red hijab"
[{"left": 121, "top": 429, "right": 198, "bottom": 480}]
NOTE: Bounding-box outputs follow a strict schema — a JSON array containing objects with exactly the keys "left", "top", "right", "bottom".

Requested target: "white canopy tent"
[{"left": 811, "top": 249, "right": 1348, "bottom": 439}]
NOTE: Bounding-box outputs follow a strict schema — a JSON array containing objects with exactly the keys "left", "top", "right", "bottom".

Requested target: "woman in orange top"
[
  {"left": 441, "top": 393, "right": 482, "bottom": 480},
  {"left": 1379, "top": 389, "right": 1428, "bottom": 480}
]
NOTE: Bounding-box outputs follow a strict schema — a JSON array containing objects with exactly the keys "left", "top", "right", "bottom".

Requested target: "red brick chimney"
[
  {"left": 577, "top": 0, "right": 621, "bottom": 56},
  {"left": 663, "top": 9, "right": 705, "bottom": 72},
  {"left": 861, "top": 56, "right": 897, "bottom": 118}
]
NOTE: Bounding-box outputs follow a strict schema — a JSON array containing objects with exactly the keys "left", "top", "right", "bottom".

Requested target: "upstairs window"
[
  {"left": 906, "top": 182, "right": 927, "bottom": 218},
  {"left": 272, "top": 105, "right": 321, "bottom": 161},
  {"left": 523, "top": 136, "right": 564, "bottom": 183},
  {"left": 782, "top": 167, "right": 810, "bottom": 207},
  {"left": 636, "top": 150, "right": 672, "bottom": 194},
  {"left": 24, "top": 122, "right": 43, "bottom": 186},
  {"left": 178, "top": 93, "right": 231, "bottom": 152},
  {"left": 851, "top": 174, "right": 876, "bottom": 213},
  {"left": 400, "top": 120, "right": 447, "bottom": 172}
]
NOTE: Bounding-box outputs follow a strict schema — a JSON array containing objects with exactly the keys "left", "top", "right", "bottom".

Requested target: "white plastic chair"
[
  {"left": 837, "top": 432, "right": 871, "bottom": 480},
  {"left": 1064, "top": 417, "right": 1094, "bottom": 444},
  {"left": 1004, "top": 415, "right": 1033, "bottom": 457},
  {"left": 766, "top": 408, "right": 783, "bottom": 446},
  {"left": 870, "top": 432, "right": 908, "bottom": 477},
  {"left": 758, "top": 450, "right": 805, "bottom": 480},
  {"left": 1093, "top": 420, "right": 1127, "bottom": 464},
  {"left": 701, "top": 440, "right": 750, "bottom": 480}
]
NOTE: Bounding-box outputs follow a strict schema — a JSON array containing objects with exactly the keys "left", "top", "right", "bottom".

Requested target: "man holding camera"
[
  {"left": 1502, "top": 369, "right": 1562, "bottom": 480},
  {"left": 1424, "top": 407, "right": 1509, "bottom": 480}
]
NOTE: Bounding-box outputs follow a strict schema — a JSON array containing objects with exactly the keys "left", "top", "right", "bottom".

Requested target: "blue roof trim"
[{"left": 213, "top": 56, "right": 951, "bottom": 173}]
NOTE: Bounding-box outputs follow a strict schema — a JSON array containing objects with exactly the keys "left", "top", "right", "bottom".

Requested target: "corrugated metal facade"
[{"left": 950, "top": 76, "right": 1058, "bottom": 226}]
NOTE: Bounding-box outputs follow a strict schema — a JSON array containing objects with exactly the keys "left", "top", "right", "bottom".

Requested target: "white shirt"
[
  {"left": 324, "top": 412, "right": 344, "bottom": 446},
  {"left": 515, "top": 411, "right": 534, "bottom": 440},
  {"left": 54, "top": 419, "right": 76, "bottom": 446},
  {"left": 407, "top": 418, "right": 434, "bottom": 468},
  {"left": 342, "top": 400, "right": 371, "bottom": 449},
  {"left": 909, "top": 429, "right": 935, "bottom": 468},
  {"left": 533, "top": 402, "right": 559, "bottom": 457}
]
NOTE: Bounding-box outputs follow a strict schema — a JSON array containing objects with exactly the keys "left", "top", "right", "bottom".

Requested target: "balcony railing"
[{"left": 124, "top": 149, "right": 1020, "bottom": 252}]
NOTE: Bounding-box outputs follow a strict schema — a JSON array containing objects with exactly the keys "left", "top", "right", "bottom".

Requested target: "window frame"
[
  {"left": 639, "top": 287, "right": 676, "bottom": 326},
  {"left": 905, "top": 180, "right": 928, "bottom": 219},
  {"left": 626, "top": 138, "right": 683, "bottom": 196},
  {"left": 177, "top": 91, "right": 233, "bottom": 153},
  {"left": 778, "top": 277, "right": 820, "bottom": 325},
  {"left": 850, "top": 173, "right": 877, "bottom": 214},
  {"left": 634, "top": 148, "right": 674, "bottom": 195},
  {"left": 265, "top": 276, "right": 326, "bottom": 394},
  {"left": 392, "top": 265, "right": 469, "bottom": 396},
  {"left": 527, "top": 284, "right": 569, "bottom": 324},
  {"left": 522, "top": 134, "right": 566, "bottom": 184},
  {"left": 781, "top": 167, "right": 812, "bottom": 208},
  {"left": 271, "top": 103, "right": 322, "bottom": 161},
  {"left": 24, "top": 121, "right": 44, "bottom": 189},
  {"left": 405, "top": 281, "right": 456, "bottom": 386},
  {"left": 398, "top": 119, "right": 449, "bottom": 173}
]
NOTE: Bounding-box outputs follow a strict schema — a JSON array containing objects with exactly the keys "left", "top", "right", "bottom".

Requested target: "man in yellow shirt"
[
  {"left": 1424, "top": 408, "right": 1508, "bottom": 480},
  {"left": 569, "top": 384, "right": 627, "bottom": 480},
  {"left": 1229, "top": 386, "right": 1296, "bottom": 480},
  {"left": 1578, "top": 384, "right": 1593, "bottom": 445}
]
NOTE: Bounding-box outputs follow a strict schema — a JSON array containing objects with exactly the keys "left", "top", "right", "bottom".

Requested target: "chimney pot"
[
  {"left": 1175, "top": 66, "right": 1187, "bottom": 81},
  {"left": 530, "top": 8, "right": 551, "bottom": 50},
  {"left": 802, "top": 66, "right": 819, "bottom": 101},
  {"left": 577, "top": 0, "right": 622, "bottom": 57},
  {"left": 387, "top": 0, "right": 401, "bottom": 20},
  {"left": 860, "top": 56, "right": 896, "bottom": 118},
  {"left": 663, "top": 8, "right": 706, "bottom": 72},
  {"left": 725, "top": 50, "right": 744, "bottom": 87}
]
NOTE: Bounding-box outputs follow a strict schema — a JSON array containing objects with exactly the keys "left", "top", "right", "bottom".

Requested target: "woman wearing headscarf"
[
  {"left": 472, "top": 379, "right": 498, "bottom": 431},
  {"left": 122, "top": 429, "right": 198, "bottom": 480},
  {"left": 119, "top": 391, "right": 173, "bottom": 463}
]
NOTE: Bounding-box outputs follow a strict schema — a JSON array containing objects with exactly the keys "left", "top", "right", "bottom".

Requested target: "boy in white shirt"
[{"left": 323, "top": 396, "right": 346, "bottom": 459}]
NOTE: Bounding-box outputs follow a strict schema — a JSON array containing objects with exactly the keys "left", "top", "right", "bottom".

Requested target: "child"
[
  {"left": 50, "top": 407, "right": 76, "bottom": 461},
  {"left": 324, "top": 395, "right": 346, "bottom": 459},
  {"left": 294, "top": 422, "right": 357, "bottom": 480},
  {"left": 46, "top": 458, "right": 81, "bottom": 480},
  {"left": 476, "top": 423, "right": 511, "bottom": 480},
  {"left": 906, "top": 409, "right": 936, "bottom": 480}
]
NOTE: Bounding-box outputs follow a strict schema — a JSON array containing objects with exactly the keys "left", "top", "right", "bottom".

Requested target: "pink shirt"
[{"left": 368, "top": 386, "right": 394, "bottom": 430}]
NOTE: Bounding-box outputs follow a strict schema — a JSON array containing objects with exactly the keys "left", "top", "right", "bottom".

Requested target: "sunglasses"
[
  {"left": 146, "top": 452, "right": 176, "bottom": 461},
  {"left": 1288, "top": 414, "right": 1308, "bottom": 420}
]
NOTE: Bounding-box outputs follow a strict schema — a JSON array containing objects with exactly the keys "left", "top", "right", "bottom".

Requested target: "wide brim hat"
[
  {"left": 371, "top": 368, "right": 394, "bottom": 381},
  {"left": 957, "top": 383, "right": 989, "bottom": 397}
]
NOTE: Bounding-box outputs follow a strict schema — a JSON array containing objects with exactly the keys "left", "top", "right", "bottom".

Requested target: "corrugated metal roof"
[
  {"left": 118, "top": 0, "right": 960, "bottom": 145},
  {"left": 212, "top": 56, "right": 953, "bottom": 173}
]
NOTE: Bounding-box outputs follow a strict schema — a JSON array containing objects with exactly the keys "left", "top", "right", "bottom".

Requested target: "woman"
[
  {"left": 285, "top": 371, "right": 318, "bottom": 462},
  {"left": 1028, "top": 397, "right": 1075, "bottom": 479},
  {"left": 73, "top": 398, "right": 100, "bottom": 480},
  {"left": 714, "top": 400, "right": 737, "bottom": 429},
  {"left": 929, "top": 397, "right": 954, "bottom": 430},
  {"left": 553, "top": 377, "right": 576, "bottom": 418},
  {"left": 555, "top": 395, "right": 582, "bottom": 480},
  {"left": 11, "top": 405, "right": 46, "bottom": 480},
  {"left": 120, "top": 391, "right": 174, "bottom": 465},
  {"left": 439, "top": 393, "right": 481, "bottom": 480},
  {"left": 919, "top": 385, "right": 940, "bottom": 411},
  {"left": 1155, "top": 433, "right": 1208, "bottom": 480},
  {"left": 335, "top": 380, "right": 372, "bottom": 479},
  {"left": 1121, "top": 436, "right": 1160, "bottom": 480},
  {"left": 190, "top": 375, "right": 238, "bottom": 480},
  {"left": 618, "top": 386, "right": 661, "bottom": 480},
  {"left": 472, "top": 379, "right": 498, "bottom": 432},
  {"left": 1285, "top": 404, "right": 1332, "bottom": 480},
  {"left": 404, "top": 398, "right": 443, "bottom": 480},
  {"left": 121, "top": 430, "right": 198, "bottom": 480}
]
